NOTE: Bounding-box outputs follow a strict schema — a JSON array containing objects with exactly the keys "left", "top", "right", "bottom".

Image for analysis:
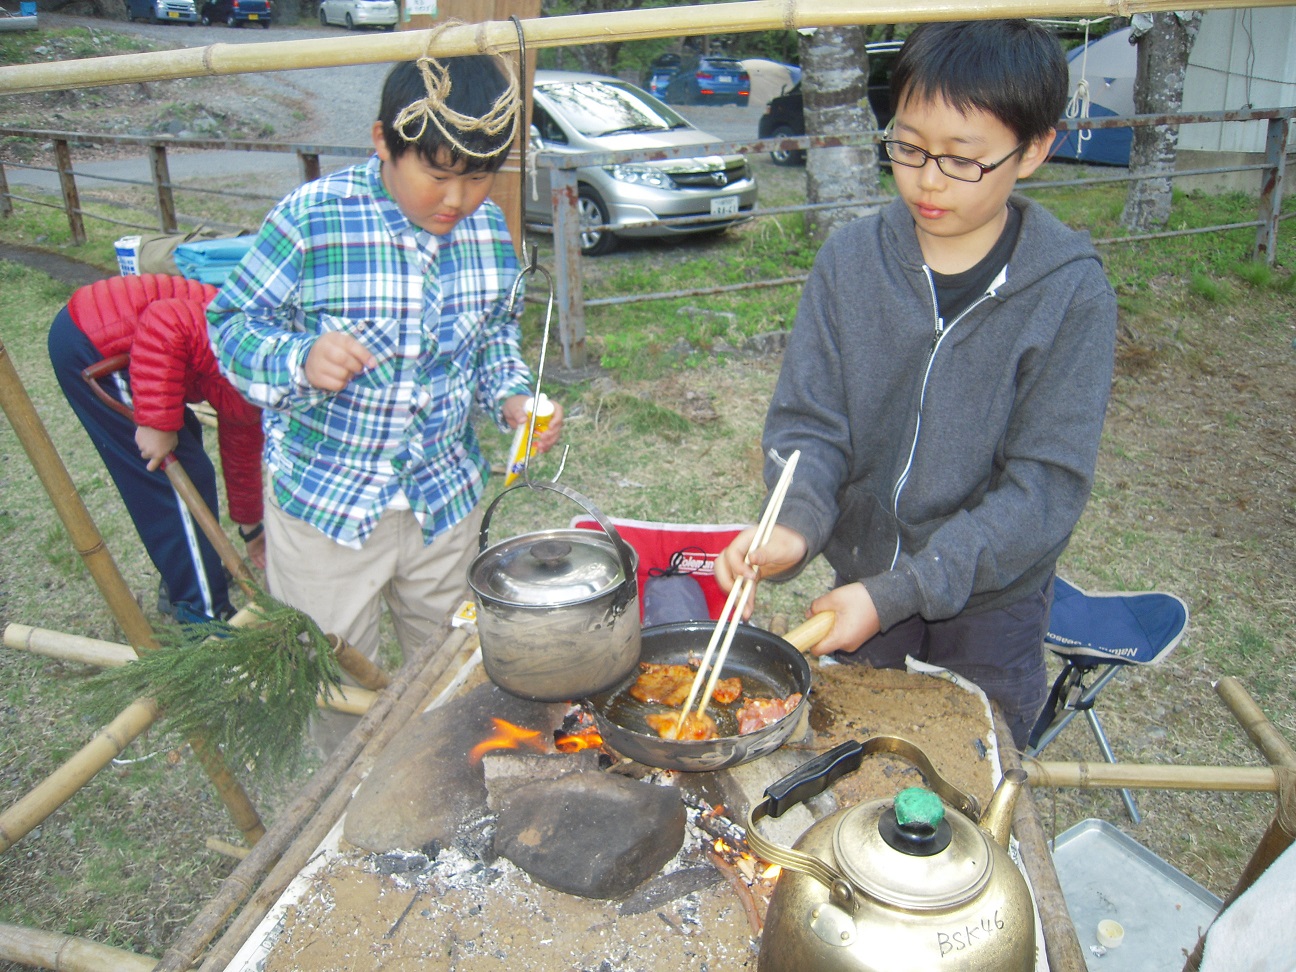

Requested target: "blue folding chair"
[{"left": 1026, "top": 577, "right": 1189, "bottom": 823}]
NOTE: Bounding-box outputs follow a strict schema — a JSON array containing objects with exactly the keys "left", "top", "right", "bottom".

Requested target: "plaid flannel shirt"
[{"left": 208, "top": 155, "right": 531, "bottom": 549}]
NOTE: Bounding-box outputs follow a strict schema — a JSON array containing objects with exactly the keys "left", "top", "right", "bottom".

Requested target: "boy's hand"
[
  {"left": 242, "top": 531, "right": 266, "bottom": 570},
  {"left": 807, "top": 582, "right": 880, "bottom": 656},
  {"left": 714, "top": 523, "right": 808, "bottom": 619},
  {"left": 135, "top": 426, "right": 178, "bottom": 472},
  {"left": 503, "top": 394, "right": 564, "bottom": 453},
  {"left": 304, "top": 333, "right": 377, "bottom": 391}
]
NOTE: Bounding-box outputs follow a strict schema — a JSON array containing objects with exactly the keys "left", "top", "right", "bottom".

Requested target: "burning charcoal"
[
  {"left": 617, "top": 864, "right": 722, "bottom": 916},
  {"left": 419, "top": 838, "right": 442, "bottom": 860},
  {"left": 371, "top": 851, "right": 431, "bottom": 875}
]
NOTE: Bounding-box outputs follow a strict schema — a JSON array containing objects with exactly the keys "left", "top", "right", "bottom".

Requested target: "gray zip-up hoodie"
[{"left": 765, "top": 194, "right": 1117, "bottom": 632}]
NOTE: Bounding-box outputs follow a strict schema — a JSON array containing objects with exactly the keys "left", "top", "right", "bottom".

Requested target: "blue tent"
[{"left": 1051, "top": 27, "right": 1136, "bottom": 166}]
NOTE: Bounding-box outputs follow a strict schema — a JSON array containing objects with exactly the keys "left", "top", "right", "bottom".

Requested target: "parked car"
[
  {"left": 318, "top": 0, "right": 397, "bottom": 30},
  {"left": 647, "top": 53, "right": 751, "bottom": 107},
  {"left": 757, "top": 40, "right": 902, "bottom": 166},
  {"left": 199, "top": 0, "right": 271, "bottom": 27},
  {"left": 525, "top": 69, "right": 757, "bottom": 257},
  {"left": 124, "top": 0, "right": 199, "bottom": 25}
]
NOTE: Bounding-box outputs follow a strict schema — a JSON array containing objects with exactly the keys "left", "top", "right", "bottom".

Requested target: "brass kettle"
[{"left": 747, "top": 737, "right": 1035, "bottom": 972}]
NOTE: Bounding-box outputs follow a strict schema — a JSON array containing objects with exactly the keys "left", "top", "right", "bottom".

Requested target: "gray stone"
[
  {"left": 343, "top": 682, "right": 564, "bottom": 854},
  {"left": 483, "top": 750, "right": 600, "bottom": 811},
  {"left": 495, "top": 772, "right": 685, "bottom": 899}
]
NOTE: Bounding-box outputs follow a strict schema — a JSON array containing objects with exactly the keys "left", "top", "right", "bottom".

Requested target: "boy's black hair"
[
  {"left": 889, "top": 20, "right": 1068, "bottom": 145},
  {"left": 378, "top": 56, "right": 516, "bottom": 172}
]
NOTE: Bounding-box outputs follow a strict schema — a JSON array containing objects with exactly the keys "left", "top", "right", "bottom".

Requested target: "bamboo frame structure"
[
  {"left": 0, "top": 697, "right": 160, "bottom": 855},
  {"left": 0, "top": 336, "right": 266, "bottom": 847},
  {"left": 1181, "top": 677, "right": 1296, "bottom": 972},
  {"left": 2, "top": 622, "right": 380, "bottom": 713},
  {"left": 0, "top": 922, "right": 157, "bottom": 972},
  {"left": 1, "top": 0, "right": 1294, "bottom": 96}
]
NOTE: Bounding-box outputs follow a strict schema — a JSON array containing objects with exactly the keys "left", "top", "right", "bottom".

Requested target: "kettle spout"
[{"left": 980, "top": 767, "right": 1027, "bottom": 849}]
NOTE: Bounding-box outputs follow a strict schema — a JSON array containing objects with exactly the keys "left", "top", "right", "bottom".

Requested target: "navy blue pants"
[
  {"left": 48, "top": 307, "right": 233, "bottom": 623},
  {"left": 839, "top": 576, "right": 1054, "bottom": 751}
]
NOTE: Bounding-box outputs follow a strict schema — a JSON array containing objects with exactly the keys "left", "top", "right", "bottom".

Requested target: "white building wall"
[{"left": 1181, "top": 7, "right": 1296, "bottom": 154}]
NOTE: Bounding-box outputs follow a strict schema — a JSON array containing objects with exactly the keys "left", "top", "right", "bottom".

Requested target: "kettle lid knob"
[{"left": 894, "top": 787, "right": 945, "bottom": 829}]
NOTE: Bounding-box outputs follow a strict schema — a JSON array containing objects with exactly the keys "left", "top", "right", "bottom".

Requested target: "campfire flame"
[
  {"left": 468, "top": 718, "right": 549, "bottom": 765},
  {"left": 553, "top": 727, "right": 603, "bottom": 753}
]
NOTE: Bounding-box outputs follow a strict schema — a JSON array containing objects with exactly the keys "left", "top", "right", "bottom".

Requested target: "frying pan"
[{"left": 589, "top": 613, "right": 833, "bottom": 772}]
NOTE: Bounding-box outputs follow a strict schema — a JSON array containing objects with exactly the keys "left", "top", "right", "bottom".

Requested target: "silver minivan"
[
  {"left": 124, "top": 0, "right": 199, "bottom": 23},
  {"left": 525, "top": 69, "right": 757, "bottom": 256}
]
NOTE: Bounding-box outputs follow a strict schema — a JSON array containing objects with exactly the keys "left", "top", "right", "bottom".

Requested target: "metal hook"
[
  {"left": 517, "top": 255, "right": 568, "bottom": 486},
  {"left": 510, "top": 13, "right": 530, "bottom": 262}
]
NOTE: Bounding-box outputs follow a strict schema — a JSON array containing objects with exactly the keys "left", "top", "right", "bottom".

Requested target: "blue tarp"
[{"left": 172, "top": 235, "right": 255, "bottom": 286}]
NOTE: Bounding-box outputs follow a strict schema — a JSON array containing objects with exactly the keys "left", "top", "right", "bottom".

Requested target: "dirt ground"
[{"left": 250, "top": 663, "right": 1000, "bottom": 972}]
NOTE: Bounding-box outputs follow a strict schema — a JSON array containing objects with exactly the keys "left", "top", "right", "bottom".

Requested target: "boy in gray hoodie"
[{"left": 717, "top": 20, "right": 1118, "bottom": 748}]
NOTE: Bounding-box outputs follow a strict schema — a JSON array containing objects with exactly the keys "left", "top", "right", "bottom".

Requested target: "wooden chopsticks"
[{"left": 670, "top": 449, "right": 800, "bottom": 738}]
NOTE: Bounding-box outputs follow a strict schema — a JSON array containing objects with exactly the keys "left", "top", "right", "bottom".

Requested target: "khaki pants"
[{"left": 264, "top": 496, "right": 483, "bottom": 753}]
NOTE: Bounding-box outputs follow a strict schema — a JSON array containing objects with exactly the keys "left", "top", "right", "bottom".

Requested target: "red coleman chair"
[{"left": 569, "top": 515, "right": 747, "bottom": 623}]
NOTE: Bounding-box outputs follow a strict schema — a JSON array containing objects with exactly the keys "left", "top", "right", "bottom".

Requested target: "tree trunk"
[
  {"left": 1120, "top": 12, "right": 1202, "bottom": 232},
  {"left": 801, "top": 25, "right": 880, "bottom": 243}
]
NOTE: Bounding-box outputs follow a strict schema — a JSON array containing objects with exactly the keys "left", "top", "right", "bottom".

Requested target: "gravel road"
[
  {"left": 25, "top": 14, "right": 786, "bottom": 145},
  {"left": 6, "top": 17, "right": 790, "bottom": 210}
]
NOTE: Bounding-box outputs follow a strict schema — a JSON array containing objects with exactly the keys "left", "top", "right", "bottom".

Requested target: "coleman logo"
[{"left": 674, "top": 552, "right": 716, "bottom": 576}]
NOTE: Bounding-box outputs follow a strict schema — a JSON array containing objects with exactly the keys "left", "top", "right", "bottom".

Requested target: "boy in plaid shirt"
[{"left": 210, "top": 54, "right": 562, "bottom": 748}]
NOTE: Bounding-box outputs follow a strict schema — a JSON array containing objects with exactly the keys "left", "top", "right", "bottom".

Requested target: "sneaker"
[{"left": 157, "top": 578, "right": 174, "bottom": 617}]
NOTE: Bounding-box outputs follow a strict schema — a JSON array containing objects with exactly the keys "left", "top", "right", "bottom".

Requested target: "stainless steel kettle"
[{"left": 747, "top": 736, "right": 1035, "bottom": 972}]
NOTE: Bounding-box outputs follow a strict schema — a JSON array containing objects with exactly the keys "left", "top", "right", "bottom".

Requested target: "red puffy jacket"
[{"left": 68, "top": 274, "right": 264, "bottom": 527}]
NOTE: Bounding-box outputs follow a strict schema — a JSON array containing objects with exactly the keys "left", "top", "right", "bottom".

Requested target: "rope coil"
[{"left": 392, "top": 20, "right": 522, "bottom": 161}]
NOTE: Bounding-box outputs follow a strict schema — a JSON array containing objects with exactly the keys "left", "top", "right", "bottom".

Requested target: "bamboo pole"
[
  {"left": 1216, "top": 675, "right": 1296, "bottom": 765},
  {"left": 0, "top": 336, "right": 266, "bottom": 844},
  {"left": 205, "top": 837, "right": 251, "bottom": 861},
  {"left": 4, "top": 622, "right": 136, "bottom": 668},
  {"left": 0, "top": 337, "right": 159, "bottom": 651},
  {"left": 154, "top": 625, "right": 476, "bottom": 972},
  {"left": 1182, "top": 678, "right": 1296, "bottom": 972},
  {"left": 0, "top": 921, "right": 157, "bottom": 972},
  {"left": 1025, "top": 761, "right": 1279, "bottom": 792},
  {"left": 0, "top": 698, "right": 161, "bottom": 854},
  {"left": 1, "top": 0, "right": 1293, "bottom": 96},
  {"left": 3, "top": 622, "right": 379, "bottom": 714},
  {"left": 162, "top": 455, "right": 257, "bottom": 597},
  {"left": 994, "top": 708, "right": 1087, "bottom": 972}
]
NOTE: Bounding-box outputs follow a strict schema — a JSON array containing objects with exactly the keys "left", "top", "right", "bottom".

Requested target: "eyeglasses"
[{"left": 881, "top": 138, "right": 1024, "bottom": 183}]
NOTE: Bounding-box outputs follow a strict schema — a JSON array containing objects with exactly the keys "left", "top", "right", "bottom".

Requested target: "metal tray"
[{"left": 1051, "top": 818, "right": 1221, "bottom": 971}]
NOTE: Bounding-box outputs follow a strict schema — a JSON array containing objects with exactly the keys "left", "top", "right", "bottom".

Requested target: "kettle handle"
[
  {"left": 745, "top": 736, "right": 981, "bottom": 905},
  {"left": 761, "top": 736, "right": 979, "bottom": 820},
  {"left": 478, "top": 479, "right": 639, "bottom": 615}
]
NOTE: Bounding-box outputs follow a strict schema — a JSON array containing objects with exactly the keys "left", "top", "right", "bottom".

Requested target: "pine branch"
[{"left": 81, "top": 593, "right": 343, "bottom": 779}]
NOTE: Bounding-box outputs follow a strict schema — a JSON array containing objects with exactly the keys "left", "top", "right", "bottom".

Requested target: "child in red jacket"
[{"left": 49, "top": 274, "right": 264, "bottom": 624}]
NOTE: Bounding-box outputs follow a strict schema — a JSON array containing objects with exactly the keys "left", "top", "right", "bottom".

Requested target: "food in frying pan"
[
  {"left": 640, "top": 689, "right": 805, "bottom": 741},
  {"left": 629, "top": 662, "right": 742, "bottom": 707},
  {"left": 736, "top": 692, "right": 803, "bottom": 734},
  {"left": 645, "top": 711, "right": 719, "bottom": 740}
]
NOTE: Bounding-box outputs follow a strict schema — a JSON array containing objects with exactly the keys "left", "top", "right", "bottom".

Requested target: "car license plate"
[
  {"left": 167, "top": 10, "right": 179, "bottom": 15},
  {"left": 711, "top": 196, "right": 739, "bottom": 217},
  {"left": 248, "top": 12, "right": 259, "bottom": 17},
  {"left": 718, "top": 75, "right": 733, "bottom": 83}
]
